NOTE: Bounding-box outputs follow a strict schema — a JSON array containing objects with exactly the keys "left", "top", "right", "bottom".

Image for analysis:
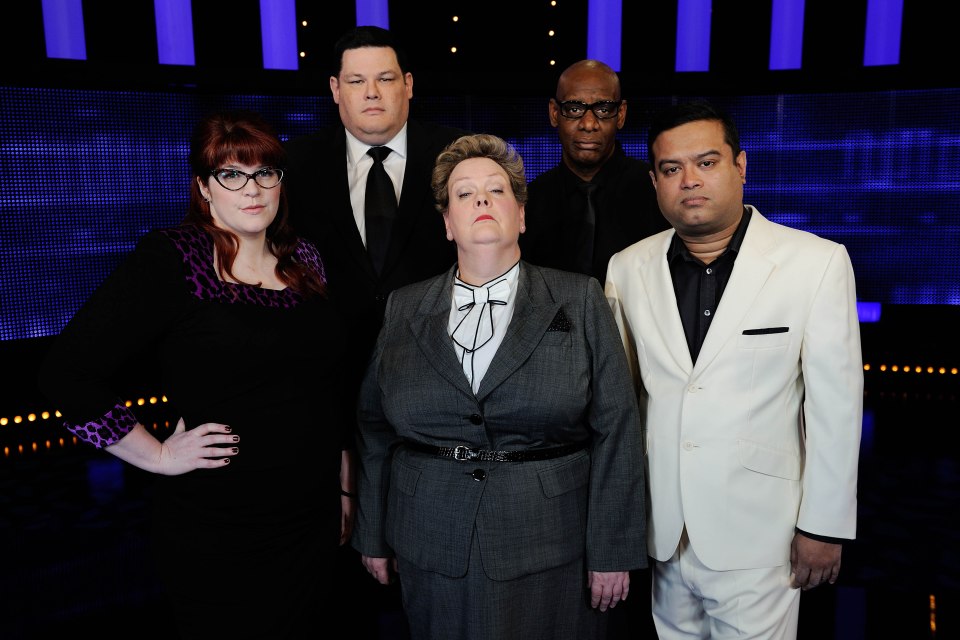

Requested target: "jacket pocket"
[
  {"left": 742, "top": 326, "right": 788, "bottom": 335},
  {"left": 538, "top": 451, "right": 590, "bottom": 497},
  {"left": 737, "top": 330, "right": 791, "bottom": 349},
  {"left": 480, "top": 453, "right": 591, "bottom": 580},
  {"left": 737, "top": 439, "right": 801, "bottom": 480},
  {"left": 393, "top": 456, "right": 422, "bottom": 496},
  {"left": 537, "top": 330, "right": 572, "bottom": 348}
]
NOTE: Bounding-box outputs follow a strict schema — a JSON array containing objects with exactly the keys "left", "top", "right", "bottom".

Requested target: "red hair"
[{"left": 185, "top": 109, "right": 325, "bottom": 297}]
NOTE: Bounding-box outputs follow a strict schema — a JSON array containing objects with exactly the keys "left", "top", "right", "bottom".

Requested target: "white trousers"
[{"left": 652, "top": 528, "right": 801, "bottom": 639}]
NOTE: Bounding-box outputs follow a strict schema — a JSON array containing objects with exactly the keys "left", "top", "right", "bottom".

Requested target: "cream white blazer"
[{"left": 605, "top": 207, "right": 863, "bottom": 570}]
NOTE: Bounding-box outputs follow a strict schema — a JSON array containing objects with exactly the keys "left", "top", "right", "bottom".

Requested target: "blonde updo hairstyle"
[{"left": 431, "top": 133, "right": 528, "bottom": 215}]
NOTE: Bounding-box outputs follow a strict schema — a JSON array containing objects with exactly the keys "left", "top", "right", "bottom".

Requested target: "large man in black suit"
[
  {"left": 283, "top": 26, "right": 467, "bottom": 639},
  {"left": 520, "top": 59, "right": 669, "bottom": 284},
  {"left": 285, "top": 26, "right": 467, "bottom": 380}
]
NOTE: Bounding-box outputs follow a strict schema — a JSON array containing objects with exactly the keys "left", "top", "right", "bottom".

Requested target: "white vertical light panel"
[
  {"left": 675, "top": 0, "right": 712, "bottom": 72},
  {"left": 356, "top": 0, "right": 390, "bottom": 29},
  {"left": 261, "top": 0, "right": 298, "bottom": 70},
  {"left": 863, "top": 0, "right": 903, "bottom": 66},
  {"left": 155, "top": 0, "right": 195, "bottom": 66},
  {"left": 42, "top": 0, "right": 86, "bottom": 60},
  {"left": 769, "top": 0, "right": 804, "bottom": 70},
  {"left": 586, "top": 0, "right": 623, "bottom": 71}
]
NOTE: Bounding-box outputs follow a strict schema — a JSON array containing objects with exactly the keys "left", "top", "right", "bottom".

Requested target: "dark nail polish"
[
  {"left": 232, "top": 435, "right": 239, "bottom": 442},
  {"left": 231, "top": 447, "right": 238, "bottom": 454}
]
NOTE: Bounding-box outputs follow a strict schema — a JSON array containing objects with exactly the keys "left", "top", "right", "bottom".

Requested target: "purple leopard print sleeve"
[
  {"left": 295, "top": 239, "right": 328, "bottom": 285},
  {"left": 158, "top": 226, "right": 221, "bottom": 301},
  {"left": 66, "top": 401, "right": 138, "bottom": 449}
]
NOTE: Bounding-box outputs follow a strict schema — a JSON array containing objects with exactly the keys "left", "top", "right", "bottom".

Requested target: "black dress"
[{"left": 39, "top": 225, "right": 351, "bottom": 638}]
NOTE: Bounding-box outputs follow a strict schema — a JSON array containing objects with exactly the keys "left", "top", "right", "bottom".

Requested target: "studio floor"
[{"left": 2, "top": 386, "right": 957, "bottom": 639}]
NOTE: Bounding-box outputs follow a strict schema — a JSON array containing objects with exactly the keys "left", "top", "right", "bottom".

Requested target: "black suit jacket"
[
  {"left": 284, "top": 119, "right": 468, "bottom": 387},
  {"left": 520, "top": 143, "right": 669, "bottom": 283}
]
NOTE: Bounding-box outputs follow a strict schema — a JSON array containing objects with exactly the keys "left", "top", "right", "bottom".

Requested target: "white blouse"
[{"left": 448, "top": 262, "right": 520, "bottom": 394}]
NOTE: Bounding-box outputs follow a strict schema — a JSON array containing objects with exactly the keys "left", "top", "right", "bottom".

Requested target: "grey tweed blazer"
[{"left": 352, "top": 261, "right": 647, "bottom": 581}]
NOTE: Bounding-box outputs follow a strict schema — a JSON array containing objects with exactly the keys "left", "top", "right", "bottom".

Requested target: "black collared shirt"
[
  {"left": 667, "top": 207, "right": 751, "bottom": 364},
  {"left": 521, "top": 143, "right": 668, "bottom": 283}
]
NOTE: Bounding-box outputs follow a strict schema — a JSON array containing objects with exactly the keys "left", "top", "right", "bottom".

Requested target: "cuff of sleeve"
[
  {"left": 65, "top": 401, "right": 138, "bottom": 449},
  {"left": 796, "top": 528, "right": 851, "bottom": 545}
]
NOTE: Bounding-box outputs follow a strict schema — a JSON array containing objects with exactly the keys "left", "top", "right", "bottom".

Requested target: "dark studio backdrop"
[
  {"left": 0, "top": 2, "right": 958, "bottom": 637},
  {"left": 1, "top": 0, "right": 957, "bottom": 417}
]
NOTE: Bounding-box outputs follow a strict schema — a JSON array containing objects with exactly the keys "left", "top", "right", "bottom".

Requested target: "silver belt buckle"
[{"left": 453, "top": 445, "right": 479, "bottom": 461}]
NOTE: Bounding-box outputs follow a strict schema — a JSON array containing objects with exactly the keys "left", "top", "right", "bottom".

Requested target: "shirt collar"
[
  {"left": 668, "top": 206, "right": 752, "bottom": 264},
  {"left": 345, "top": 123, "right": 409, "bottom": 167},
  {"left": 454, "top": 260, "right": 521, "bottom": 293},
  {"left": 559, "top": 141, "right": 628, "bottom": 190}
]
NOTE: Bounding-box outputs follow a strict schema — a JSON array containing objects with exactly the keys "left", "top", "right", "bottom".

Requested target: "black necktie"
[
  {"left": 575, "top": 181, "right": 597, "bottom": 274},
  {"left": 365, "top": 146, "right": 396, "bottom": 274}
]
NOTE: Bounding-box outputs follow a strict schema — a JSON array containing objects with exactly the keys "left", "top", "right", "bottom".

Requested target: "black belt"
[{"left": 403, "top": 440, "right": 588, "bottom": 462}]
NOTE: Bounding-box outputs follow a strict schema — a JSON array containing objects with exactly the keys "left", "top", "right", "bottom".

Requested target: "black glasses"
[
  {"left": 555, "top": 100, "right": 622, "bottom": 120},
  {"left": 210, "top": 167, "right": 284, "bottom": 191}
]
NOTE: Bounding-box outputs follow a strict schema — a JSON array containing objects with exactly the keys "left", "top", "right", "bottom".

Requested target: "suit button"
[
  {"left": 471, "top": 469, "right": 486, "bottom": 481},
  {"left": 469, "top": 414, "right": 483, "bottom": 425},
  {"left": 687, "top": 384, "right": 699, "bottom": 393},
  {"left": 374, "top": 294, "right": 386, "bottom": 302},
  {"left": 682, "top": 441, "right": 696, "bottom": 451}
]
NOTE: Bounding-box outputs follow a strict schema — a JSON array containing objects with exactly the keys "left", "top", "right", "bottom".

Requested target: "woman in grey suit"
[{"left": 351, "top": 133, "right": 648, "bottom": 639}]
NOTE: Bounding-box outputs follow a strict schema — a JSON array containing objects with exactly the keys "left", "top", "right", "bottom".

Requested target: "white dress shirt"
[
  {"left": 448, "top": 262, "right": 520, "bottom": 394},
  {"left": 345, "top": 125, "right": 408, "bottom": 247}
]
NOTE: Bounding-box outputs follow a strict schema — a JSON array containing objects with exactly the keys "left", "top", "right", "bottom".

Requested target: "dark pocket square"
[
  {"left": 547, "top": 309, "right": 571, "bottom": 332},
  {"left": 742, "top": 327, "right": 789, "bottom": 335}
]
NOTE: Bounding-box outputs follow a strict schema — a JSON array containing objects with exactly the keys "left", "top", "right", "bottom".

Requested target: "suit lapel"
[
  {"left": 327, "top": 129, "right": 378, "bottom": 281},
  {"left": 405, "top": 263, "right": 566, "bottom": 400},
  {"left": 693, "top": 212, "right": 776, "bottom": 373},
  {"left": 381, "top": 120, "right": 431, "bottom": 277},
  {"left": 408, "top": 267, "right": 476, "bottom": 396},
  {"left": 642, "top": 233, "right": 695, "bottom": 373},
  {"left": 477, "top": 263, "right": 561, "bottom": 399}
]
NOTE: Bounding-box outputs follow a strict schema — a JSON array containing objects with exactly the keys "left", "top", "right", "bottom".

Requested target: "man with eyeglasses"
[
  {"left": 520, "top": 59, "right": 669, "bottom": 284},
  {"left": 521, "top": 59, "right": 668, "bottom": 640}
]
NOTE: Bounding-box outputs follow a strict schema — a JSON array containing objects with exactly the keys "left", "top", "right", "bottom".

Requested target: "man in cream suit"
[{"left": 605, "top": 100, "right": 863, "bottom": 639}]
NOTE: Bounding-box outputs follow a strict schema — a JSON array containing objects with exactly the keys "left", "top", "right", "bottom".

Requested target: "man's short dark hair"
[
  {"left": 647, "top": 100, "right": 741, "bottom": 167},
  {"left": 332, "top": 26, "right": 409, "bottom": 77}
]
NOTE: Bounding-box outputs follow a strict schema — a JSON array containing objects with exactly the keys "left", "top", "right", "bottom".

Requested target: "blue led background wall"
[
  {"left": 2, "top": 86, "right": 958, "bottom": 342},
  {"left": 1, "top": 0, "right": 958, "bottom": 344}
]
